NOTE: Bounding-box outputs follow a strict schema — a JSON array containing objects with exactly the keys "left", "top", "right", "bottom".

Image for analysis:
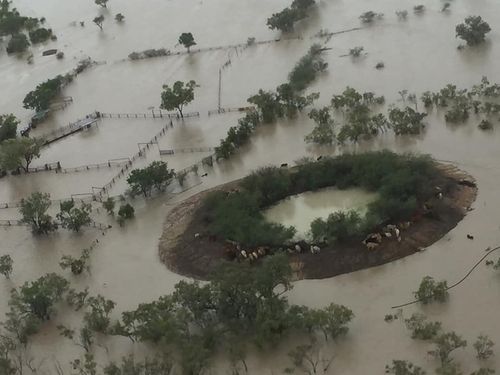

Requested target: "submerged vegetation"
[
  {"left": 267, "top": 0, "right": 316, "bottom": 33},
  {"left": 215, "top": 45, "right": 325, "bottom": 161},
  {"left": 202, "top": 151, "right": 437, "bottom": 247}
]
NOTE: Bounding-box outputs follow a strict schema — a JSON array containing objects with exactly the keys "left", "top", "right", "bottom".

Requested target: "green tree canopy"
[
  {"left": 6, "top": 33, "right": 29, "bottom": 53},
  {"left": 160, "top": 80, "right": 197, "bottom": 118},
  {"left": 93, "top": 15, "right": 104, "bottom": 30},
  {"left": 0, "top": 137, "right": 44, "bottom": 172},
  {"left": 456, "top": 16, "right": 491, "bottom": 46},
  {"left": 0, "top": 254, "right": 13, "bottom": 279},
  {"left": 56, "top": 200, "right": 92, "bottom": 232},
  {"left": 11, "top": 273, "right": 69, "bottom": 321},
  {"left": 19, "top": 192, "right": 56, "bottom": 234},
  {"left": 23, "top": 76, "right": 64, "bottom": 111},
  {"left": 0, "top": 114, "right": 19, "bottom": 142},
  {"left": 178, "top": 32, "right": 196, "bottom": 52},
  {"left": 127, "top": 161, "right": 175, "bottom": 197}
]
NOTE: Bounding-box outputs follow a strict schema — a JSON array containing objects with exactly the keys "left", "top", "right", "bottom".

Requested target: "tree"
[
  {"left": 0, "top": 137, "right": 43, "bottom": 172},
  {"left": 127, "top": 161, "right": 175, "bottom": 197},
  {"left": 60, "top": 249, "right": 91, "bottom": 275},
  {"left": 414, "top": 276, "right": 448, "bottom": 304},
  {"left": 115, "top": 13, "right": 124, "bottom": 22},
  {"left": 19, "top": 192, "right": 56, "bottom": 234},
  {"left": 456, "top": 16, "right": 491, "bottom": 46},
  {"left": 428, "top": 331, "right": 467, "bottom": 366},
  {"left": 56, "top": 200, "right": 92, "bottom": 232},
  {"left": 248, "top": 90, "right": 282, "bottom": 123},
  {"left": 0, "top": 254, "right": 13, "bottom": 279},
  {"left": 103, "top": 355, "right": 174, "bottom": 375},
  {"left": 286, "top": 339, "right": 334, "bottom": 375},
  {"left": 385, "top": 360, "right": 426, "bottom": 375},
  {"left": 23, "top": 76, "right": 64, "bottom": 111},
  {"left": 404, "top": 313, "right": 442, "bottom": 340},
  {"left": 178, "top": 32, "right": 196, "bottom": 52},
  {"left": 102, "top": 197, "right": 115, "bottom": 215},
  {"left": 84, "top": 295, "right": 116, "bottom": 334},
  {"left": 28, "top": 27, "right": 52, "bottom": 43},
  {"left": 95, "top": 0, "right": 108, "bottom": 8},
  {"left": 0, "top": 114, "right": 19, "bottom": 143},
  {"left": 93, "top": 15, "right": 104, "bottom": 30},
  {"left": 160, "top": 80, "right": 197, "bottom": 118},
  {"left": 473, "top": 335, "right": 494, "bottom": 360},
  {"left": 11, "top": 273, "right": 69, "bottom": 321},
  {"left": 305, "top": 107, "right": 335, "bottom": 145},
  {"left": 117, "top": 203, "right": 134, "bottom": 226},
  {"left": 267, "top": 8, "right": 303, "bottom": 33},
  {"left": 6, "top": 33, "right": 29, "bottom": 53}
]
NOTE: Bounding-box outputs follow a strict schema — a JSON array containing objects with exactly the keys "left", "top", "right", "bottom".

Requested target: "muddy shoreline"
[{"left": 159, "top": 163, "right": 477, "bottom": 280}]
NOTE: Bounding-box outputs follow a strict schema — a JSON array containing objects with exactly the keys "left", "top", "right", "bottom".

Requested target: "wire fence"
[
  {"left": 159, "top": 146, "right": 214, "bottom": 155},
  {"left": 98, "top": 111, "right": 200, "bottom": 120},
  {"left": 207, "top": 106, "right": 255, "bottom": 116}
]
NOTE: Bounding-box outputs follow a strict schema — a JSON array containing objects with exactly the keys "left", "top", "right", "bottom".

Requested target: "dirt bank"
[{"left": 158, "top": 163, "right": 477, "bottom": 280}]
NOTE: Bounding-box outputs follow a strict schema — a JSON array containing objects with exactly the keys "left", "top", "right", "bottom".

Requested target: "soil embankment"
[{"left": 159, "top": 163, "right": 477, "bottom": 280}]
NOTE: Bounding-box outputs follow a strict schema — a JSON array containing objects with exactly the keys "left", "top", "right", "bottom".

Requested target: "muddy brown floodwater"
[{"left": 1, "top": 0, "right": 500, "bottom": 373}]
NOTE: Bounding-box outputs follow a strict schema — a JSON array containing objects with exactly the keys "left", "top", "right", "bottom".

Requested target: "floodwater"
[
  {"left": 1, "top": 0, "right": 500, "bottom": 373},
  {"left": 263, "top": 187, "right": 377, "bottom": 239}
]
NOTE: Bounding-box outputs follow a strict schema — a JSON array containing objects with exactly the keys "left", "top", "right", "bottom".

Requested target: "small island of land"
[{"left": 159, "top": 151, "right": 477, "bottom": 280}]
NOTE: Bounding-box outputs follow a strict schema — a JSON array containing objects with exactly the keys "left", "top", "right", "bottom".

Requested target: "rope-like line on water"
[{"left": 391, "top": 245, "right": 500, "bottom": 309}]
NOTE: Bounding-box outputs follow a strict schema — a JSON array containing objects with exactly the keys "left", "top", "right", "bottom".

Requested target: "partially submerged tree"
[
  {"left": 305, "top": 107, "right": 335, "bottom": 145},
  {"left": 0, "top": 254, "right": 13, "bottom": 279},
  {"left": 93, "top": 15, "right": 104, "bottom": 30},
  {"left": 6, "top": 33, "right": 29, "bottom": 53},
  {"left": 23, "top": 75, "right": 64, "bottom": 111},
  {"left": 160, "top": 80, "right": 197, "bottom": 118},
  {"left": 428, "top": 331, "right": 467, "bottom": 366},
  {"left": 285, "top": 339, "right": 334, "bottom": 375},
  {"left": 95, "top": 0, "right": 108, "bottom": 8},
  {"left": 102, "top": 197, "right": 115, "bottom": 215},
  {"left": 456, "top": 16, "right": 491, "bottom": 46},
  {"left": 127, "top": 161, "right": 175, "bottom": 197},
  {"left": 405, "top": 313, "right": 442, "bottom": 340},
  {"left": 414, "top": 276, "right": 448, "bottom": 304},
  {"left": 178, "top": 32, "right": 196, "bottom": 52},
  {"left": 10, "top": 273, "right": 69, "bottom": 321},
  {"left": 473, "top": 335, "right": 494, "bottom": 360},
  {"left": 19, "top": 192, "right": 56, "bottom": 234},
  {"left": 56, "top": 200, "right": 92, "bottom": 232},
  {"left": 117, "top": 203, "right": 134, "bottom": 226},
  {"left": 115, "top": 13, "right": 125, "bottom": 22},
  {"left": 385, "top": 360, "right": 426, "bottom": 375},
  {"left": 84, "top": 295, "right": 116, "bottom": 334},
  {"left": 0, "top": 114, "right": 19, "bottom": 143},
  {"left": 0, "top": 137, "right": 44, "bottom": 172},
  {"left": 59, "top": 248, "right": 91, "bottom": 275}
]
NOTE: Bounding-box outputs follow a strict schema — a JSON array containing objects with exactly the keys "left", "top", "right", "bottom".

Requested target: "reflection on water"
[{"left": 263, "top": 187, "right": 377, "bottom": 238}]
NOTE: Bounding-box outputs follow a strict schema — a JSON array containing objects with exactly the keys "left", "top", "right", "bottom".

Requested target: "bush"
[
  {"left": 6, "top": 33, "right": 29, "bottom": 53},
  {"left": 310, "top": 210, "right": 363, "bottom": 244}
]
